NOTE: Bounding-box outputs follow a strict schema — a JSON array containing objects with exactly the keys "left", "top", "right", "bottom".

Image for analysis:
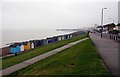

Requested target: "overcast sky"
[{"left": 0, "top": 0, "right": 119, "bottom": 29}]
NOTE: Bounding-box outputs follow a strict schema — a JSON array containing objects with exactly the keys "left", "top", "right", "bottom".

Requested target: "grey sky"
[{"left": 1, "top": 0, "right": 119, "bottom": 29}]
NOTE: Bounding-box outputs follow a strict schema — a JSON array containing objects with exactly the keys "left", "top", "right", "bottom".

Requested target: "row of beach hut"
[{"left": 5, "top": 31, "right": 85, "bottom": 56}]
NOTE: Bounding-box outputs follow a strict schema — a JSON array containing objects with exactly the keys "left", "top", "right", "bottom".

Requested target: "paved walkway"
[
  {"left": 90, "top": 33, "right": 119, "bottom": 76},
  {"left": 1, "top": 38, "right": 88, "bottom": 76}
]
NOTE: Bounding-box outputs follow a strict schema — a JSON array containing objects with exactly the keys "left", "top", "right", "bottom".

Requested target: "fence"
[{"left": 95, "top": 32, "right": 120, "bottom": 42}]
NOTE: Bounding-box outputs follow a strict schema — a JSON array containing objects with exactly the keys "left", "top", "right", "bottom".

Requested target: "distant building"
[
  {"left": 97, "top": 26, "right": 103, "bottom": 30},
  {"left": 103, "top": 23, "right": 116, "bottom": 31},
  {"left": 115, "top": 23, "right": 120, "bottom": 31}
]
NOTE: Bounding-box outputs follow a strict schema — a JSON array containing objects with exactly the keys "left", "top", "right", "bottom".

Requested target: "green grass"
[
  {"left": 2, "top": 33, "right": 87, "bottom": 69},
  {"left": 8, "top": 39, "right": 109, "bottom": 76}
]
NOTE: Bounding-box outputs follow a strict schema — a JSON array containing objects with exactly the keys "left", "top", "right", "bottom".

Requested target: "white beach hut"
[
  {"left": 31, "top": 42, "right": 34, "bottom": 49},
  {"left": 20, "top": 44, "right": 24, "bottom": 52}
]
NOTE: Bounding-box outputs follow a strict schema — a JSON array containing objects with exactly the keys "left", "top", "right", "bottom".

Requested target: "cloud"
[{"left": 1, "top": 1, "right": 118, "bottom": 29}]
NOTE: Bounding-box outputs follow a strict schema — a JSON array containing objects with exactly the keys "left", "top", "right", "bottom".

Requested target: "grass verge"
[
  {"left": 8, "top": 39, "right": 109, "bottom": 76},
  {"left": 2, "top": 33, "right": 87, "bottom": 69}
]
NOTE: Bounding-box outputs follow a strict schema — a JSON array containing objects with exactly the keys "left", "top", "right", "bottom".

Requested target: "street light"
[{"left": 101, "top": 8, "right": 107, "bottom": 38}]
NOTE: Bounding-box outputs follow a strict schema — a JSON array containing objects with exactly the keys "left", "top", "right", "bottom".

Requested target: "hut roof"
[
  {"left": 117, "top": 23, "right": 120, "bottom": 26},
  {"left": 103, "top": 23, "right": 116, "bottom": 28},
  {"left": 8, "top": 42, "right": 22, "bottom": 47},
  {"left": 97, "top": 26, "right": 103, "bottom": 28},
  {"left": 22, "top": 42, "right": 28, "bottom": 45},
  {"left": 9, "top": 44, "right": 17, "bottom": 47},
  {"left": 14, "top": 42, "right": 22, "bottom": 46}
]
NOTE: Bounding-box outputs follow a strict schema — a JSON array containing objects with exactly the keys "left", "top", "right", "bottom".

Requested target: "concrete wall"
[{"left": 0, "top": 47, "right": 10, "bottom": 56}]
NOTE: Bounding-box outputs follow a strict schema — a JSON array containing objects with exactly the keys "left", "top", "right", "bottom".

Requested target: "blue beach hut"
[
  {"left": 36, "top": 40, "right": 40, "bottom": 47},
  {"left": 40, "top": 40, "right": 44, "bottom": 46},
  {"left": 9, "top": 44, "right": 20, "bottom": 54},
  {"left": 34, "top": 40, "right": 44, "bottom": 47},
  {"left": 52, "top": 36, "right": 58, "bottom": 42},
  {"left": 47, "top": 37, "right": 54, "bottom": 44},
  {"left": 37, "top": 40, "right": 44, "bottom": 47}
]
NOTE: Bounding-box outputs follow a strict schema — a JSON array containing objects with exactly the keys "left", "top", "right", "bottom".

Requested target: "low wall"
[{"left": 0, "top": 47, "right": 10, "bottom": 57}]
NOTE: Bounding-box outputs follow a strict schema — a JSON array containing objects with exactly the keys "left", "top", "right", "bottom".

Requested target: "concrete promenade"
[
  {"left": 90, "top": 33, "right": 119, "bottom": 76},
  {"left": 1, "top": 38, "right": 88, "bottom": 76}
]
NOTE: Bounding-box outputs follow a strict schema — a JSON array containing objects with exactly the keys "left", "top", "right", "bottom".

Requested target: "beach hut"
[
  {"left": 32, "top": 40, "right": 37, "bottom": 48},
  {"left": 67, "top": 34, "right": 70, "bottom": 39},
  {"left": 72, "top": 32, "right": 77, "bottom": 37},
  {"left": 40, "top": 40, "right": 44, "bottom": 46},
  {"left": 36, "top": 40, "right": 40, "bottom": 47},
  {"left": 69, "top": 34, "right": 73, "bottom": 38},
  {"left": 47, "top": 37, "right": 54, "bottom": 44},
  {"left": 32, "top": 40, "right": 43, "bottom": 47},
  {"left": 29, "top": 40, "right": 35, "bottom": 49},
  {"left": 16, "top": 42, "right": 24, "bottom": 52},
  {"left": 42, "top": 39, "right": 48, "bottom": 45},
  {"left": 64, "top": 35, "right": 69, "bottom": 39},
  {"left": 20, "top": 44, "right": 24, "bottom": 52},
  {"left": 57, "top": 36, "right": 62, "bottom": 41},
  {"left": 52, "top": 36, "right": 58, "bottom": 42},
  {"left": 75, "top": 32, "right": 78, "bottom": 36},
  {"left": 31, "top": 42, "right": 34, "bottom": 49},
  {"left": 61, "top": 35, "right": 65, "bottom": 40},
  {"left": 36, "top": 40, "right": 44, "bottom": 47},
  {"left": 71, "top": 33, "right": 74, "bottom": 37},
  {"left": 9, "top": 44, "right": 20, "bottom": 54},
  {"left": 23, "top": 42, "right": 31, "bottom": 51}
]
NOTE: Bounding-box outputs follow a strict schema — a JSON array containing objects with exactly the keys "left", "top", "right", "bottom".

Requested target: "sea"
[{"left": 1, "top": 29, "right": 75, "bottom": 48}]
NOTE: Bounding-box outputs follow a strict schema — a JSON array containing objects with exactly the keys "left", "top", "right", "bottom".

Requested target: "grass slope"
[
  {"left": 8, "top": 39, "right": 109, "bottom": 76},
  {"left": 2, "top": 33, "right": 87, "bottom": 69}
]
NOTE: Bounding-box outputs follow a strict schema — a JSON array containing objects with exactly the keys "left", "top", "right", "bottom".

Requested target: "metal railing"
[{"left": 94, "top": 32, "right": 120, "bottom": 42}]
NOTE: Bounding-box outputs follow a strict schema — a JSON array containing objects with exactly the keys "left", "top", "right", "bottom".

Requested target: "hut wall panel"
[
  {"left": 10, "top": 45, "right": 20, "bottom": 53},
  {"left": 31, "top": 43, "right": 34, "bottom": 49},
  {"left": 20, "top": 45, "right": 24, "bottom": 51},
  {"left": 24, "top": 45, "right": 28, "bottom": 51}
]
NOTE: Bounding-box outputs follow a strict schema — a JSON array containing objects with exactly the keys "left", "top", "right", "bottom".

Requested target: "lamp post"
[{"left": 101, "top": 8, "right": 107, "bottom": 38}]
